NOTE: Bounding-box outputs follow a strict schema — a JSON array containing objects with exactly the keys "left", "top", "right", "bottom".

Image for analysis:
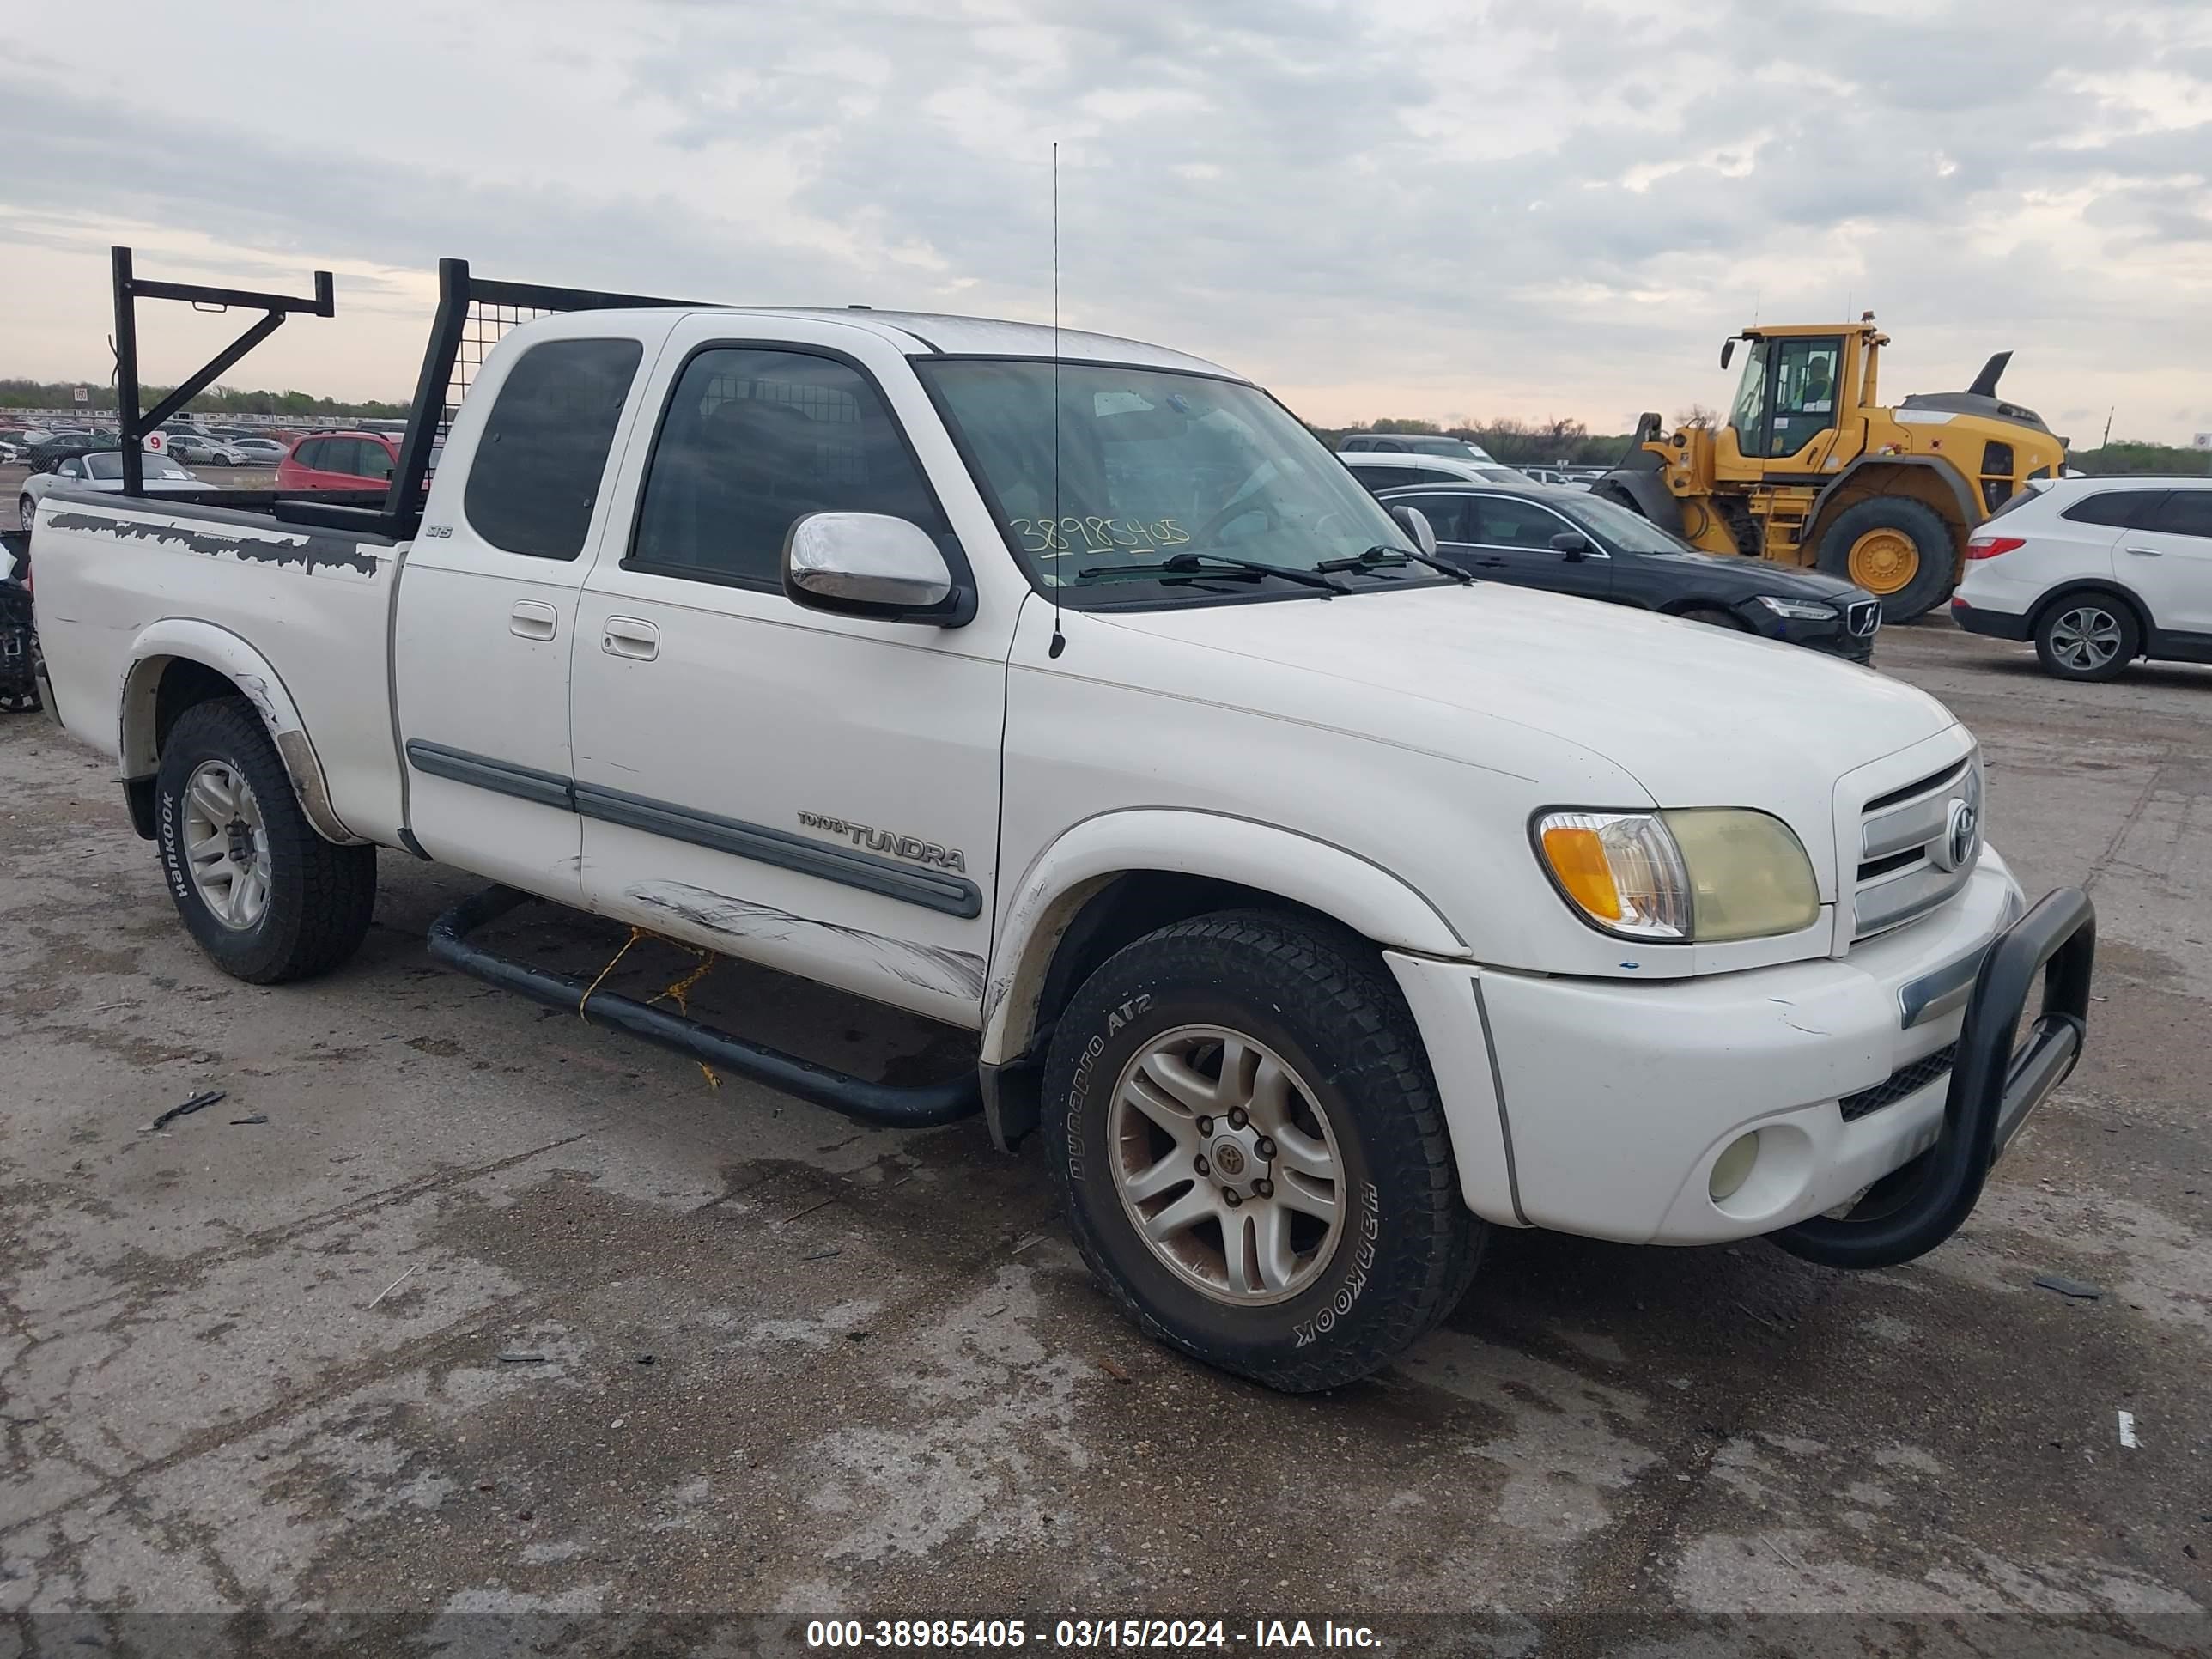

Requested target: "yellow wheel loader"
[{"left": 1591, "top": 319, "right": 2068, "bottom": 621}]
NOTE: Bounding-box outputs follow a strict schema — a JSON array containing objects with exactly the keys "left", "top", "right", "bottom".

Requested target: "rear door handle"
[
  {"left": 602, "top": 617, "right": 659, "bottom": 660},
  {"left": 2124, "top": 545, "right": 2161, "bottom": 557},
  {"left": 509, "top": 601, "right": 558, "bottom": 641}
]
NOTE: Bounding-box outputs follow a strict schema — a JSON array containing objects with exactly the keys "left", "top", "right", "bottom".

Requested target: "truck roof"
[{"left": 596, "top": 307, "right": 1242, "bottom": 380}]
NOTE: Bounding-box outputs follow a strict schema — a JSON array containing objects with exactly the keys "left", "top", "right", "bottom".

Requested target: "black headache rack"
[{"left": 108, "top": 245, "right": 703, "bottom": 540}]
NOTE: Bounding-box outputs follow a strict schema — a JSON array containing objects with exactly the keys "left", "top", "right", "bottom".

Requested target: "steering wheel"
[{"left": 1194, "top": 493, "right": 1281, "bottom": 549}]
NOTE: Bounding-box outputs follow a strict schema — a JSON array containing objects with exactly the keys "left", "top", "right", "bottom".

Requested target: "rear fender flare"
[
  {"left": 118, "top": 618, "right": 363, "bottom": 845},
  {"left": 1808, "top": 456, "right": 1978, "bottom": 544},
  {"left": 981, "top": 808, "right": 1468, "bottom": 1067}
]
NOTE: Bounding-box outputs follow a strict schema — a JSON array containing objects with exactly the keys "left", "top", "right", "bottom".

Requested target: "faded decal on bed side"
[{"left": 46, "top": 511, "right": 380, "bottom": 579}]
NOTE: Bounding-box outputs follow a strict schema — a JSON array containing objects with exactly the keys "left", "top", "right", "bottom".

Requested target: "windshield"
[
  {"left": 1726, "top": 339, "right": 1770, "bottom": 453},
  {"left": 86, "top": 453, "right": 191, "bottom": 481},
  {"left": 920, "top": 360, "right": 1416, "bottom": 603},
  {"left": 1556, "top": 490, "right": 1697, "bottom": 554}
]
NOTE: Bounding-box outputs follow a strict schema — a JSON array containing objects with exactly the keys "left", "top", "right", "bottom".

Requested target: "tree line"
[{"left": 0, "top": 379, "right": 409, "bottom": 421}]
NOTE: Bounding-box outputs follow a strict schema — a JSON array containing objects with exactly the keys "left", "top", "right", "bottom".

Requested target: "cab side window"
[
  {"left": 1397, "top": 492, "right": 1469, "bottom": 542},
  {"left": 629, "top": 348, "right": 947, "bottom": 591},
  {"left": 2062, "top": 490, "right": 2166, "bottom": 529},
  {"left": 2149, "top": 492, "right": 2212, "bottom": 539},
  {"left": 1467, "top": 495, "right": 1569, "bottom": 549},
  {"left": 1766, "top": 337, "right": 1844, "bottom": 457}
]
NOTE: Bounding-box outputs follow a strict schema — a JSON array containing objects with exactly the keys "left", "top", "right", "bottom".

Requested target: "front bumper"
[{"left": 1388, "top": 849, "right": 2090, "bottom": 1248}]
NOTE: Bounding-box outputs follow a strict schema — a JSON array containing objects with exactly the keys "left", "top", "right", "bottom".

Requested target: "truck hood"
[{"left": 1089, "top": 580, "right": 1959, "bottom": 811}]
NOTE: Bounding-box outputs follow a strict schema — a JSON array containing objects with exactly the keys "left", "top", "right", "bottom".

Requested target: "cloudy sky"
[{"left": 3, "top": 0, "right": 2208, "bottom": 443}]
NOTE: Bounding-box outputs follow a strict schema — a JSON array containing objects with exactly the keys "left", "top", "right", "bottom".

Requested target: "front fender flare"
[
  {"left": 118, "top": 618, "right": 364, "bottom": 845},
  {"left": 980, "top": 808, "right": 1468, "bottom": 1067}
]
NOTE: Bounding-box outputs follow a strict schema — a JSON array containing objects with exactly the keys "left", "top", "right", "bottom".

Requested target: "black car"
[
  {"left": 24, "top": 433, "right": 115, "bottom": 472},
  {"left": 1380, "top": 483, "right": 1882, "bottom": 661}
]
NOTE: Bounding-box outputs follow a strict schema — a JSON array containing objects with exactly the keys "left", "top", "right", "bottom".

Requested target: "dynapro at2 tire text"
[
  {"left": 155, "top": 696, "right": 378, "bottom": 984},
  {"left": 1042, "top": 909, "right": 1482, "bottom": 1392}
]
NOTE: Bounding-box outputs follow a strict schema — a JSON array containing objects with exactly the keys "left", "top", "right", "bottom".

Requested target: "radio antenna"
[{"left": 1048, "top": 141, "right": 1066, "bottom": 659}]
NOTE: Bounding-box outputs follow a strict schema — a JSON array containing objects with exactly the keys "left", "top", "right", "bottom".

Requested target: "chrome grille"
[
  {"left": 1847, "top": 600, "right": 1881, "bottom": 637},
  {"left": 1851, "top": 755, "right": 1981, "bottom": 939}
]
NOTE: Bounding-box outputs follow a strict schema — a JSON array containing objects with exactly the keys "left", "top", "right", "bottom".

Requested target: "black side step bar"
[{"left": 428, "top": 885, "right": 982, "bottom": 1129}]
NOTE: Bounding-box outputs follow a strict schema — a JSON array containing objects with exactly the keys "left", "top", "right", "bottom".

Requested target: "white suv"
[
  {"left": 1338, "top": 450, "right": 1529, "bottom": 494},
  {"left": 1951, "top": 477, "right": 2212, "bottom": 680}
]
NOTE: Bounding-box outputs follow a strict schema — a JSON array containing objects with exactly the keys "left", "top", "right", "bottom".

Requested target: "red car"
[{"left": 276, "top": 430, "right": 399, "bottom": 491}]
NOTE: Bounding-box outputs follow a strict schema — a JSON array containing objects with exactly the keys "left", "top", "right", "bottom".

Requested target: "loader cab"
[{"left": 1717, "top": 323, "right": 1882, "bottom": 476}]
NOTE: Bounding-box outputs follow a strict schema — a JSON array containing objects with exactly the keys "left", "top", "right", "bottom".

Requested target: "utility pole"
[{"left": 2101, "top": 406, "right": 2114, "bottom": 449}]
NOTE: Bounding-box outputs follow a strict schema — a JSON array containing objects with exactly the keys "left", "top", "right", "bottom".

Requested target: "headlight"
[
  {"left": 1754, "top": 595, "right": 1839, "bottom": 622},
  {"left": 1534, "top": 808, "right": 1820, "bottom": 943}
]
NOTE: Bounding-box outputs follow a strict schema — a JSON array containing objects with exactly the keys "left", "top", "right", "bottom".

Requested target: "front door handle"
[
  {"left": 509, "top": 601, "right": 558, "bottom": 641},
  {"left": 2124, "top": 545, "right": 2161, "bottom": 557},
  {"left": 603, "top": 617, "right": 660, "bottom": 660}
]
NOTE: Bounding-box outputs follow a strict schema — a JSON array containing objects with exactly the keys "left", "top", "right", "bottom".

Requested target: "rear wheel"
[
  {"left": 1042, "top": 909, "right": 1482, "bottom": 1392},
  {"left": 155, "top": 698, "right": 377, "bottom": 982},
  {"left": 1816, "top": 497, "right": 1955, "bottom": 622},
  {"left": 2033, "top": 590, "right": 2138, "bottom": 682}
]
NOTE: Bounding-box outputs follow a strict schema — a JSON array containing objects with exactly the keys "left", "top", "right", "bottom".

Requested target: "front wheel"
[
  {"left": 1042, "top": 910, "right": 1482, "bottom": 1392},
  {"left": 1816, "top": 497, "right": 1955, "bottom": 622},
  {"left": 155, "top": 697, "right": 378, "bottom": 982}
]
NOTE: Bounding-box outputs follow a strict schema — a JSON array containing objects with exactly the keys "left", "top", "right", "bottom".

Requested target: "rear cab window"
[{"left": 463, "top": 337, "right": 645, "bottom": 560}]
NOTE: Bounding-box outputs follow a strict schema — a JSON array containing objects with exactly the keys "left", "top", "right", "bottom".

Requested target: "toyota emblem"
[{"left": 1935, "top": 799, "right": 1978, "bottom": 872}]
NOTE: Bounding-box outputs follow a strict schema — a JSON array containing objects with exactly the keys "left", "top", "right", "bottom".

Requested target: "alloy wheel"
[{"left": 1109, "top": 1024, "right": 1346, "bottom": 1305}]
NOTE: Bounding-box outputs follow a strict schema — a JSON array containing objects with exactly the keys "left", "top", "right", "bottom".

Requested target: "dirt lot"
[{"left": 1, "top": 617, "right": 2206, "bottom": 1655}]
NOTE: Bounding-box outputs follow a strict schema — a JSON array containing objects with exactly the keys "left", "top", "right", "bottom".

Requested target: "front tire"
[
  {"left": 2033, "top": 589, "right": 2139, "bottom": 682},
  {"left": 155, "top": 698, "right": 377, "bottom": 982},
  {"left": 1816, "top": 497, "right": 1955, "bottom": 622},
  {"left": 1042, "top": 909, "right": 1481, "bottom": 1392}
]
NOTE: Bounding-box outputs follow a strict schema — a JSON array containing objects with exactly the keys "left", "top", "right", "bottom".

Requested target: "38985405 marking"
[{"left": 802, "top": 1618, "right": 1231, "bottom": 1649}]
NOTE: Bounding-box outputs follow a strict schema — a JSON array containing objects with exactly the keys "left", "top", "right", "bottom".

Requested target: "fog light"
[{"left": 1709, "top": 1133, "right": 1760, "bottom": 1201}]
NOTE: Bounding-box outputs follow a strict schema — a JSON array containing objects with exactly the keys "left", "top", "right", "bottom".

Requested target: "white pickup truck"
[{"left": 31, "top": 263, "right": 2094, "bottom": 1391}]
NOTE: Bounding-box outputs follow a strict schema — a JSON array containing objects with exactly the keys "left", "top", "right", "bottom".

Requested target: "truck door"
[
  {"left": 392, "top": 325, "right": 659, "bottom": 902},
  {"left": 568, "top": 319, "right": 1010, "bottom": 1030}
]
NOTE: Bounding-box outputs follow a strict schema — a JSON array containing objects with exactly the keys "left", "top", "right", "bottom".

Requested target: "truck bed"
[{"left": 33, "top": 489, "right": 410, "bottom": 846}]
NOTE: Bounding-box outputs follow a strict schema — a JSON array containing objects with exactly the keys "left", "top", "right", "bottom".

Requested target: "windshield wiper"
[
  {"left": 1077, "top": 550, "right": 1349, "bottom": 595},
  {"left": 1315, "top": 544, "right": 1474, "bottom": 586}
]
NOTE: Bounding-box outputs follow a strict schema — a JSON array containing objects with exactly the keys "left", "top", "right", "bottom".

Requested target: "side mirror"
[
  {"left": 1720, "top": 337, "right": 1736, "bottom": 370},
  {"left": 784, "top": 512, "right": 971, "bottom": 624},
  {"left": 1389, "top": 503, "right": 1438, "bottom": 556},
  {"left": 1549, "top": 531, "right": 1593, "bottom": 561}
]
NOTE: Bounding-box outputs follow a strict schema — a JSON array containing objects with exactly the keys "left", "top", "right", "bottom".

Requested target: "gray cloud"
[{"left": 1, "top": 0, "right": 2206, "bottom": 440}]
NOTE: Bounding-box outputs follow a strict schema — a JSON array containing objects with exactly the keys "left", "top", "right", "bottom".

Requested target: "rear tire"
[
  {"left": 2033, "top": 589, "right": 2139, "bottom": 682},
  {"left": 1816, "top": 497, "right": 1954, "bottom": 622},
  {"left": 1042, "top": 909, "right": 1482, "bottom": 1392},
  {"left": 155, "top": 698, "right": 377, "bottom": 983}
]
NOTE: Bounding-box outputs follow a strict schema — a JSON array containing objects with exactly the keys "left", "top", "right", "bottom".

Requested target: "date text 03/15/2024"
[{"left": 803, "top": 1620, "right": 1382, "bottom": 1650}]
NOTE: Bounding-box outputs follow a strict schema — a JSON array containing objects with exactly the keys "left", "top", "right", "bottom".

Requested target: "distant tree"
[
  {"left": 1674, "top": 403, "right": 1720, "bottom": 430},
  {"left": 2066, "top": 440, "right": 2212, "bottom": 477},
  {"left": 0, "top": 377, "right": 407, "bottom": 421}
]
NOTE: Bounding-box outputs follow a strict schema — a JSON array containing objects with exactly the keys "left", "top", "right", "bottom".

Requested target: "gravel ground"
[{"left": 0, "top": 614, "right": 2205, "bottom": 1656}]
